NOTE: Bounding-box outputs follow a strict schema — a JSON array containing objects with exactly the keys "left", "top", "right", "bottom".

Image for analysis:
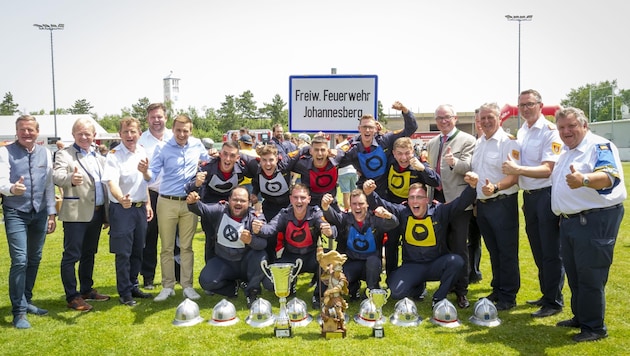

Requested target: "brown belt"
[{"left": 94, "top": 205, "right": 103, "bottom": 211}]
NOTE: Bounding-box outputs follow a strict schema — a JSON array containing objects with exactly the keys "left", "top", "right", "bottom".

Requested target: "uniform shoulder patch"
[
  {"left": 552, "top": 142, "right": 562, "bottom": 155},
  {"left": 547, "top": 123, "right": 557, "bottom": 130},
  {"left": 598, "top": 143, "right": 610, "bottom": 151},
  {"left": 109, "top": 149, "right": 116, "bottom": 154},
  {"left": 511, "top": 149, "right": 520, "bottom": 160},
  {"left": 340, "top": 143, "right": 350, "bottom": 152},
  {"left": 507, "top": 134, "right": 516, "bottom": 140},
  {"left": 287, "top": 150, "right": 299, "bottom": 158}
]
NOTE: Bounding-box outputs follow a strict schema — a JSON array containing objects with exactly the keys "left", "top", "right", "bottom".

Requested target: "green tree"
[
  {"left": 68, "top": 99, "right": 94, "bottom": 114},
  {"left": 98, "top": 114, "right": 123, "bottom": 133},
  {"left": 236, "top": 90, "right": 258, "bottom": 120},
  {"left": 377, "top": 100, "right": 387, "bottom": 125},
  {"left": 0, "top": 92, "right": 20, "bottom": 115},
  {"left": 259, "top": 94, "right": 288, "bottom": 126},
  {"left": 121, "top": 97, "right": 151, "bottom": 130},
  {"left": 217, "top": 95, "right": 242, "bottom": 133},
  {"left": 561, "top": 80, "right": 627, "bottom": 122}
]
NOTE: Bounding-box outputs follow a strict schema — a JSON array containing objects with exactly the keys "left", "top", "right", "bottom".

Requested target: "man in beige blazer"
[
  {"left": 426, "top": 104, "right": 476, "bottom": 309},
  {"left": 54, "top": 118, "right": 110, "bottom": 312}
]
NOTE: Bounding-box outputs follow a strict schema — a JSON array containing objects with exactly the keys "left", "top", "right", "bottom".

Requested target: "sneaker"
[
  {"left": 349, "top": 290, "right": 361, "bottom": 301},
  {"left": 154, "top": 288, "right": 175, "bottom": 302},
  {"left": 13, "top": 314, "right": 31, "bottom": 329},
  {"left": 414, "top": 289, "right": 429, "bottom": 301},
  {"left": 119, "top": 295, "right": 137, "bottom": 307},
  {"left": 67, "top": 296, "right": 93, "bottom": 312},
  {"left": 81, "top": 289, "right": 110, "bottom": 302},
  {"left": 204, "top": 289, "right": 215, "bottom": 296},
  {"left": 27, "top": 303, "right": 48, "bottom": 316},
  {"left": 183, "top": 287, "right": 201, "bottom": 300},
  {"left": 239, "top": 281, "right": 248, "bottom": 290},
  {"left": 143, "top": 282, "right": 155, "bottom": 290}
]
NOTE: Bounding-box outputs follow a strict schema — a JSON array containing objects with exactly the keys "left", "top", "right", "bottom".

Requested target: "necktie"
[{"left": 435, "top": 135, "right": 447, "bottom": 191}]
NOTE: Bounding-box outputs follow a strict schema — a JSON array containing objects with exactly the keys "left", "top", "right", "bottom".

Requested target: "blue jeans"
[{"left": 3, "top": 207, "right": 48, "bottom": 317}]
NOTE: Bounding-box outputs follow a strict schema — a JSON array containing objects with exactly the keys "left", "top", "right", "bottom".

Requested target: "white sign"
[{"left": 289, "top": 75, "right": 378, "bottom": 133}]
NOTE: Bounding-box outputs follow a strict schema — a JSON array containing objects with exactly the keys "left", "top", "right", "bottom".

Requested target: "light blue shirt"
[{"left": 148, "top": 136, "right": 209, "bottom": 197}]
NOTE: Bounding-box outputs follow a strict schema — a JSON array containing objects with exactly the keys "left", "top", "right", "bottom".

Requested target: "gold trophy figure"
[
  {"left": 261, "top": 259, "right": 303, "bottom": 337},
  {"left": 366, "top": 288, "right": 390, "bottom": 338},
  {"left": 317, "top": 242, "right": 349, "bottom": 339}
]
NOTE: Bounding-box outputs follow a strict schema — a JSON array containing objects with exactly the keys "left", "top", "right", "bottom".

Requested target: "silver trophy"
[
  {"left": 261, "top": 259, "right": 303, "bottom": 337},
  {"left": 366, "top": 288, "right": 390, "bottom": 338}
]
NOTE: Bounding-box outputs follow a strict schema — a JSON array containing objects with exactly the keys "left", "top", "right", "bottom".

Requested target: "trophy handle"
[
  {"left": 366, "top": 288, "right": 371, "bottom": 298},
  {"left": 260, "top": 260, "right": 273, "bottom": 281},
  {"left": 291, "top": 258, "right": 303, "bottom": 279}
]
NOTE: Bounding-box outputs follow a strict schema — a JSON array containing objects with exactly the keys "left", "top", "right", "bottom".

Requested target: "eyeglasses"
[
  {"left": 435, "top": 115, "right": 454, "bottom": 121},
  {"left": 518, "top": 102, "right": 540, "bottom": 109},
  {"left": 359, "top": 125, "right": 377, "bottom": 130}
]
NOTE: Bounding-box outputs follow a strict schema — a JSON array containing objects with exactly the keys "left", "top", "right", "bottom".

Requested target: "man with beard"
[
  {"left": 321, "top": 190, "right": 398, "bottom": 300},
  {"left": 471, "top": 103, "right": 520, "bottom": 311},
  {"left": 258, "top": 183, "right": 336, "bottom": 309},
  {"left": 187, "top": 186, "right": 270, "bottom": 308},
  {"left": 185, "top": 141, "right": 255, "bottom": 262},
  {"left": 362, "top": 172, "right": 478, "bottom": 307}
]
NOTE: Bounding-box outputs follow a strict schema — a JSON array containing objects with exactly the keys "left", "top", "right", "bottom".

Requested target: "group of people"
[{"left": 0, "top": 91, "right": 625, "bottom": 344}]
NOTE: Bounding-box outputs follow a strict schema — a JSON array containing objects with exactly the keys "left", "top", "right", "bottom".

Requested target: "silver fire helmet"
[
  {"left": 245, "top": 297, "right": 275, "bottom": 328},
  {"left": 208, "top": 299, "right": 239, "bottom": 326},
  {"left": 469, "top": 298, "right": 501, "bottom": 327},
  {"left": 287, "top": 297, "right": 313, "bottom": 327},
  {"left": 430, "top": 298, "right": 461, "bottom": 328},
  {"left": 389, "top": 297, "right": 422, "bottom": 327},
  {"left": 172, "top": 298, "right": 204, "bottom": 327},
  {"left": 353, "top": 298, "right": 384, "bottom": 327}
]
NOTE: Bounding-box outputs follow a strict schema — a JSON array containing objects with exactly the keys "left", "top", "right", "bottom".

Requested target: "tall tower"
[{"left": 163, "top": 71, "right": 180, "bottom": 111}]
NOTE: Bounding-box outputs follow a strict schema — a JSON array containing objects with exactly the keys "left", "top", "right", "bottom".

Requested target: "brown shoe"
[
  {"left": 81, "top": 289, "right": 110, "bottom": 302},
  {"left": 67, "top": 297, "right": 93, "bottom": 312}
]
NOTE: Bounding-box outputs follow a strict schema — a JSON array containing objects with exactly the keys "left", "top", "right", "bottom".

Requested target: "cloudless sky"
[{"left": 2, "top": 0, "right": 628, "bottom": 118}]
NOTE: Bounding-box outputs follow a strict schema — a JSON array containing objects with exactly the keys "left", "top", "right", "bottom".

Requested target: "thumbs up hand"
[
  {"left": 71, "top": 166, "right": 84, "bottom": 186},
  {"left": 444, "top": 146, "right": 455, "bottom": 167},
  {"left": 11, "top": 176, "right": 26, "bottom": 196},
  {"left": 121, "top": 193, "right": 132, "bottom": 209},
  {"left": 137, "top": 157, "right": 149, "bottom": 173},
  {"left": 502, "top": 154, "right": 520, "bottom": 175},
  {"left": 481, "top": 178, "right": 495, "bottom": 196},
  {"left": 565, "top": 164, "right": 586, "bottom": 189}
]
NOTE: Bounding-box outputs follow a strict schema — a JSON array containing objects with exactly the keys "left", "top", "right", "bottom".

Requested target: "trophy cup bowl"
[
  {"left": 366, "top": 288, "right": 390, "bottom": 338},
  {"left": 261, "top": 259, "right": 303, "bottom": 337}
]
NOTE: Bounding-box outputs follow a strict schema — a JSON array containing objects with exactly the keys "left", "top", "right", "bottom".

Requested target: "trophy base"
[
  {"left": 373, "top": 327, "right": 384, "bottom": 338},
  {"left": 322, "top": 330, "right": 346, "bottom": 339},
  {"left": 274, "top": 327, "right": 292, "bottom": 338}
]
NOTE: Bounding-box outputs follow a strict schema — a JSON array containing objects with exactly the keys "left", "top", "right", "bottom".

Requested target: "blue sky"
[{"left": 2, "top": 0, "right": 628, "bottom": 117}]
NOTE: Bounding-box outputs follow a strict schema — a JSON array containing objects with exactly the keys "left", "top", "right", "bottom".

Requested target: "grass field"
[{"left": 0, "top": 164, "right": 629, "bottom": 355}]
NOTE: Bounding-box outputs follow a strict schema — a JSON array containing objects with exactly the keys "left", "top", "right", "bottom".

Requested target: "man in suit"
[
  {"left": 426, "top": 104, "right": 476, "bottom": 309},
  {"left": 54, "top": 118, "right": 111, "bottom": 312}
]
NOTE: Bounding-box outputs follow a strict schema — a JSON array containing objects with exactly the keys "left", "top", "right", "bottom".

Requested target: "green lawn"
[{"left": 0, "top": 164, "right": 629, "bottom": 355}]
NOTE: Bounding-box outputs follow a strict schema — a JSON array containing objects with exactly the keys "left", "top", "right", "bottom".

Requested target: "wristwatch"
[
  {"left": 493, "top": 184, "right": 500, "bottom": 194},
  {"left": 582, "top": 176, "right": 590, "bottom": 187}
]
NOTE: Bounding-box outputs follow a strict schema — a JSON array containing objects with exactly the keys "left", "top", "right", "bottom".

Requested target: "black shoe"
[
  {"left": 246, "top": 293, "right": 258, "bottom": 309},
  {"left": 431, "top": 299, "right": 439, "bottom": 309},
  {"left": 526, "top": 298, "right": 543, "bottom": 306},
  {"left": 349, "top": 290, "right": 361, "bottom": 301},
  {"left": 143, "top": 279, "right": 155, "bottom": 290},
  {"left": 457, "top": 295, "right": 470, "bottom": 309},
  {"left": 483, "top": 292, "right": 499, "bottom": 303},
  {"left": 312, "top": 295, "right": 321, "bottom": 309},
  {"left": 496, "top": 301, "right": 516, "bottom": 311},
  {"left": 572, "top": 331, "right": 608, "bottom": 342},
  {"left": 119, "top": 295, "right": 137, "bottom": 306},
  {"left": 239, "top": 281, "right": 248, "bottom": 290},
  {"left": 469, "top": 274, "right": 483, "bottom": 284},
  {"left": 531, "top": 306, "right": 562, "bottom": 318},
  {"left": 131, "top": 287, "right": 152, "bottom": 299},
  {"left": 557, "top": 318, "right": 580, "bottom": 328},
  {"left": 414, "top": 289, "right": 429, "bottom": 301}
]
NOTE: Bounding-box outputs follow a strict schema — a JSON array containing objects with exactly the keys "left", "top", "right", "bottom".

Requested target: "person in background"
[
  {"left": 54, "top": 118, "right": 111, "bottom": 312},
  {"left": 0, "top": 115, "right": 57, "bottom": 329},
  {"left": 335, "top": 134, "right": 358, "bottom": 211},
  {"left": 469, "top": 108, "right": 484, "bottom": 284},
  {"left": 138, "top": 103, "right": 173, "bottom": 290},
  {"left": 102, "top": 117, "right": 153, "bottom": 306},
  {"left": 551, "top": 107, "right": 626, "bottom": 342},
  {"left": 502, "top": 89, "right": 564, "bottom": 318}
]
